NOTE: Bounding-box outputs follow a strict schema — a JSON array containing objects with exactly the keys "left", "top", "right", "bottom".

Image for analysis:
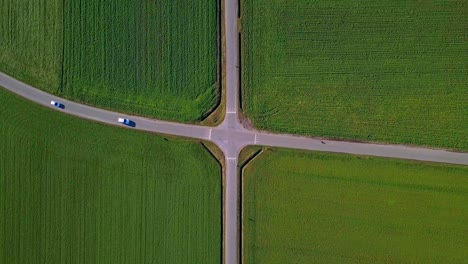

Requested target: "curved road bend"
[
  {"left": 1, "top": 0, "right": 468, "bottom": 262},
  {"left": 2, "top": 73, "right": 468, "bottom": 264},
  {"left": 3, "top": 73, "right": 468, "bottom": 264},
  {"left": 0, "top": 72, "right": 210, "bottom": 140}
]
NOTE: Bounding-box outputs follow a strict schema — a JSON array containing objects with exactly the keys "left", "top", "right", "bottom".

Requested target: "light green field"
[
  {"left": 243, "top": 148, "right": 468, "bottom": 263},
  {"left": 0, "top": 88, "right": 221, "bottom": 263},
  {"left": 0, "top": 0, "right": 219, "bottom": 122},
  {"left": 242, "top": 0, "right": 468, "bottom": 150}
]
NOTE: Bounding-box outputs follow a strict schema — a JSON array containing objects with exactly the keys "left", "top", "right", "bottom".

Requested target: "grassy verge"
[
  {"left": 200, "top": 0, "right": 225, "bottom": 127},
  {"left": 239, "top": 146, "right": 264, "bottom": 167},
  {"left": 243, "top": 148, "right": 468, "bottom": 263},
  {"left": 242, "top": 0, "right": 468, "bottom": 150},
  {"left": 0, "top": 88, "right": 221, "bottom": 263}
]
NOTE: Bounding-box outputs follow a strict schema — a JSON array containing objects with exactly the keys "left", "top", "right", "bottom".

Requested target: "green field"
[
  {"left": 0, "top": 0, "right": 62, "bottom": 89},
  {"left": 62, "top": 1, "right": 219, "bottom": 121},
  {"left": 243, "top": 148, "right": 468, "bottom": 263},
  {"left": 242, "top": 0, "right": 468, "bottom": 150},
  {"left": 0, "top": 88, "right": 221, "bottom": 263},
  {"left": 0, "top": 0, "right": 219, "bottom": 122}
]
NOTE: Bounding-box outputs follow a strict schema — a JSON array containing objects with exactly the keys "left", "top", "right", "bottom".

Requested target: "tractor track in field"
[{"left": 1, "top": 0, "right": 468, "bottom": 263}]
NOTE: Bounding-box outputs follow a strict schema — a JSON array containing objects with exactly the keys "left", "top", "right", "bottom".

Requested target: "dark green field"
[
  {"left": 0, "top": 0, "right": 62, "bottom": 89},
  {"left": 0, "top": 88, "right": 221, "bottom": 263},
  {"left": 62, "top": 1, "right": 219, "bottom": 121},
  {"left": 243, "top": 149, "right": 468, "bottom": 263},
  {"left": 242, "top": 0, "right": 468, "bottom": 150},
  {"left": 0, "top": 0, "right": 219, "bottom": 122}
]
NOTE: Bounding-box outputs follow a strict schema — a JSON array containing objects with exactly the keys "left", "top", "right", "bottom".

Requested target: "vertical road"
[
  {"left": 225, "top": 0, "right": 240, "bottom": 116},
  {"left": 223, "top": 0, "right": 241, "bottom": 263},
  {"left": 224, "top": 156, "right": 239, "bottom": 264},
  {"left": 2, "top": 0, "right": 467, "bottom": 262}
]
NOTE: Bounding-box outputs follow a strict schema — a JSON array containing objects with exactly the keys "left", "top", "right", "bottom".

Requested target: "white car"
[
  {"left": 50, "top": 100, "right": 64, "bottom": 108},
  {"left": 118, "top": 118, "right": 132, "bottom": 126}
]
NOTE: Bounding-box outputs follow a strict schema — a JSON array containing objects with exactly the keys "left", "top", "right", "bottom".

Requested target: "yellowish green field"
[{"left": 243, "top": 148, "right": 468, "bottom": 263}]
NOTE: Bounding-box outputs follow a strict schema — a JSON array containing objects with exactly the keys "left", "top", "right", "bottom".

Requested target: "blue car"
[
  {"left": 118, "top": 118, "right": 131, "bottom": 125},
  {"left": 50, "top": 100, "right": 64, "bottom": 109}
]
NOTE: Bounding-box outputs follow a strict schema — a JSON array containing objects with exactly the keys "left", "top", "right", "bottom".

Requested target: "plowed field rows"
[{"left": 242, "top": 0, "right": 468, "bottom": 150}]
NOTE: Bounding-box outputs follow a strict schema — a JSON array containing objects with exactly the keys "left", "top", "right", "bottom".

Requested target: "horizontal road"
[
  {"left": 1, "top": 2, "right": 468, "bottom": 262},
  {"left": 256, "top": 132, "right": 468, "bottom": 166},
  {"left": 2, "top": 70, "right": 468, "bottom": 264},
  {"left": 0, "top": 72, "right": 209, "bottom": 140}
]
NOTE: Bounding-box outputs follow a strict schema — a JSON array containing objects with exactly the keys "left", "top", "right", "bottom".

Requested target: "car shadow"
[{"left": 59, "top": 104, "right": 65, "bottom": 109}]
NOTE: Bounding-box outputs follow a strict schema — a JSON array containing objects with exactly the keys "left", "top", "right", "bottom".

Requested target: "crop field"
[
  {"left": 243, "top": 149, "right": 468, "bottom": 263},
  {"left": 242, "top": 0, "right": 468, "bottom": 150},
  {"left": 62, "top": 0, "right": 219, "bottom": 121},
  {"left": 0, "top": 0, "right": 62, "bottom": 90},
  {"left": 1, "top": 0, "right": 219, "bottom": 122},
  {"left": 0, "top": 88, "right": 221, "bottom": 263}
]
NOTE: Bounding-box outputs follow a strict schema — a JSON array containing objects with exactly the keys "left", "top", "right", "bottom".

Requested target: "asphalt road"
[
  {"left": 1, "top": 1, "right": 468, "bottom": 262},
  {"left": 222, "top": 0, "right": 242, "bottom": 261},
  {"left": 2, "top": 71, "right": 468, "bottom": 264}
]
